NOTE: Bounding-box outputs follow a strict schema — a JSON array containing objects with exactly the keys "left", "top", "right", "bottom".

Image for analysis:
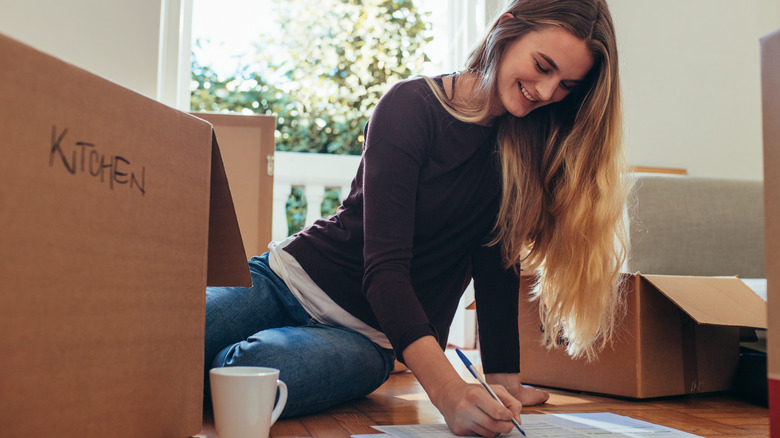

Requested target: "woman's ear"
[{"left": 499, "top": 12, "right": 515, "bottom": 24}]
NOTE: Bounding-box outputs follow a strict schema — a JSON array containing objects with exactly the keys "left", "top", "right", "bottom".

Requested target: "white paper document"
[{"left": 354, "top": 412, "right": 702, "bottom": 437}]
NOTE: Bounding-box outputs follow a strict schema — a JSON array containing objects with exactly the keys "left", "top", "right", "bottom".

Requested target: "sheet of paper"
[{"left": 365, "top": 413, "right": 702, "bottom": 437}]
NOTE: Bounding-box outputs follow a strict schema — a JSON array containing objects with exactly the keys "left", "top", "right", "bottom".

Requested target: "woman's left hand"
[{"left": 485, "top": 373, "right": 550, "bottom": 407}]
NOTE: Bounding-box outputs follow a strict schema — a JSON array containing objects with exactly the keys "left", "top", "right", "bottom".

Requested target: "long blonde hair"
[{"left": 426, "top": 0, "right": 629, "bottom": 360}]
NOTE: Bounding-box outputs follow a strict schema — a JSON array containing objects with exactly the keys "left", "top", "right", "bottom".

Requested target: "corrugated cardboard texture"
[
  {"left": 194, "top": 112, "right": 276, "bottom": 260},
  {"left": 518, "top": 274, "right": 744, "bottom": 398},
  {"left": 761, "top": 28, "right": 780, "bottom": 437},
  {"left": 0, "top": 32, "right": 241, "bottom": 437}
]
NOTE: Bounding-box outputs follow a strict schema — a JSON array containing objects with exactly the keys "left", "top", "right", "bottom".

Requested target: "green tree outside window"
[{"left": 192, "top": 0, "right": 432, "bottom": 234}]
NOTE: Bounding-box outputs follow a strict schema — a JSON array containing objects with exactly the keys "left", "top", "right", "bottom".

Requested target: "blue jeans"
[{"left": 205, "top": 253, "right": 396, "bottom": 418}]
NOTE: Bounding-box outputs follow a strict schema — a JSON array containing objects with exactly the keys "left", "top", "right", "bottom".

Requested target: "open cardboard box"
[
  {"left": 761, "top": 28, "right": 780, "bottom": 437},
  {"left": 0, "top": 33, "right": 251, "bottom": 437},
  {"left": 516, "top": 273, "right": 767, "bottom": 399},
  {"left": 190, "top": 112, "right": 276, "bottom": 260}
]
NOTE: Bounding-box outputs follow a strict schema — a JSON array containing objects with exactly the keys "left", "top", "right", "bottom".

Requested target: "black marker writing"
[{"left": 49, "top": 126, "right": 146, "bottom": 195}]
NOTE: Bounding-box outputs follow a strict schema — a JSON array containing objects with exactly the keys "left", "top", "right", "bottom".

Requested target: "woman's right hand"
[
  {"left": 402, "top": 336, "right": 523, "bottom": 437},
  {"left": 434, "top": 377, "right": 522, "bottom": 437}
]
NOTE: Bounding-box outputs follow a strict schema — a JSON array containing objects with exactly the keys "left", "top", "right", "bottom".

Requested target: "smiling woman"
[{"left": 426, "top": 0, "right": 628, "bottom": 365}]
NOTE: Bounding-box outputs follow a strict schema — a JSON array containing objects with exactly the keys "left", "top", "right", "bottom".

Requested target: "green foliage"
[
  {"left": 191, "top": 54, "right": 292, "bottom": 117},
  {"left": 321, "top": 188, "right": 342, "bottom": 218},
  {"left": 191, "top": 0, "right": 432, "bottom": 156},
  {"left": 284, "top": 187, "right": 343, "bottom": 236},
  {"left": 286, "top": 187, "right": 307, "bottom": 235}
]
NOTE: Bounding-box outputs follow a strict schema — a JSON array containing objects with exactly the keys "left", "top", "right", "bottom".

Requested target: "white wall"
[
  {"left": 0, "top": 0, "right": 164, "bottom": 100},
  {"left": 609, "top": 0, "right": 780, "bottom": 180}
]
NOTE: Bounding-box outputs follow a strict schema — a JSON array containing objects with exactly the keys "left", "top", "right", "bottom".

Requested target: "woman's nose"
[{"left": 536, "top": 79, "right": 558, "bottom": 102}]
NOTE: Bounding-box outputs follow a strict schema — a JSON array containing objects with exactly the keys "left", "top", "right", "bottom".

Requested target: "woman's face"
[{"left": 494, "top": 23, "right": 594, "bottom": 118}]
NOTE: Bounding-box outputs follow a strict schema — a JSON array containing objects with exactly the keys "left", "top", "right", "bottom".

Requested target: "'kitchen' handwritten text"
[{"left": 49, "top": 126, "right": 146, "bottom": 196}]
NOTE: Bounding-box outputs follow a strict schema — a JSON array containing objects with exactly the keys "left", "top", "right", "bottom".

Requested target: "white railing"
[
  {"left": 271, "top": 150, "right": 476, "bottom": 348},
  {"left": 272, "top": 151, "right": 362, "bottom": 242}
]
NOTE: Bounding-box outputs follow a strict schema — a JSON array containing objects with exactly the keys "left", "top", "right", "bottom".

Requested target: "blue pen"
[{"left": 455, "top": 348, "right": 527, "bottom": 437}]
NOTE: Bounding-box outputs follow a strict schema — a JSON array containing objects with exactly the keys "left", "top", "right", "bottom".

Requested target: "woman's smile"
[{"left": 519, "top": 81, "right": 538, "bottom": 103}]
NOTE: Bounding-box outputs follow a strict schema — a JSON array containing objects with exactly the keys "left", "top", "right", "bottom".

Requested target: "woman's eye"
[
  {"left": 560, "top": 82, "right": 575, "bottom": 91},
  {"left": 535, "top": 61, "right": 549, "bottom": 74}
]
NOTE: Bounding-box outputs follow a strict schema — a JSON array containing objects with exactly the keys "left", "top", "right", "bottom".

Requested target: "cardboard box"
[
  {"left": 0, "top": 33, "right": 250, "bottom": 437},
  {"left": 518, "top": 273, "right": 767, "bottom": 398},
  {"left": 761, "top": 28, "right": 780, "bottom": 437},
  {"left": 191, "top": 112, "right": 276, "bottom": 260}
]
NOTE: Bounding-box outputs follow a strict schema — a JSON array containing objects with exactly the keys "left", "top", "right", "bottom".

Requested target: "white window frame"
[{"left": 158, "top": 0, "right": 194, "bottom": 110}]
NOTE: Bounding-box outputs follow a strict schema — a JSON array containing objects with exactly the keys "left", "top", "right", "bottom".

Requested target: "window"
[
  {"left": 158, "top": 0, "right": 497, "bottom": 111},
  {"left": 190, "top": 0, "right": 438, "bottom": 155}
]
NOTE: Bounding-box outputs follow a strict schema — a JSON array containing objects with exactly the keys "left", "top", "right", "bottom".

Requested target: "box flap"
[
  {"left": 642, "top": 274, "right": 767, "bottom": 329},
  {"left": 208, "top": 130, "right": 252, "bottom": 287}
]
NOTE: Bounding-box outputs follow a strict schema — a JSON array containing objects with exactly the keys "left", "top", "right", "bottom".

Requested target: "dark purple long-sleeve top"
[{"left": 284, "top": 76, "right": 521, "bottom": 373}]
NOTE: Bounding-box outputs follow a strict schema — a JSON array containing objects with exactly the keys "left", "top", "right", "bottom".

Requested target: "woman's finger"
[{"left": 491, "top": 384, "right": 524, "bottom": 420}]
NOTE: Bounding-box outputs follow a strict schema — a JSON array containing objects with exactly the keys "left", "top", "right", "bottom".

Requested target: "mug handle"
[{"left": 270, "top": 380, "right": 288, "bottom": 425}]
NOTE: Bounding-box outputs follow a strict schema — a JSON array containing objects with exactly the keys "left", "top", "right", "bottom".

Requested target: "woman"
[{"left": 205, "top": 0, "right": 629, "bottom": 436}]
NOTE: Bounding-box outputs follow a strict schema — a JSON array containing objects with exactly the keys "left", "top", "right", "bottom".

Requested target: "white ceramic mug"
[{"left": 209, "top": 367, "right": 288, "bottom": 438}]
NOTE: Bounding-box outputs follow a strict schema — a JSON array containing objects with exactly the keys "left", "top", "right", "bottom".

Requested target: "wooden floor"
[{"left": 197, "top": 351, "right": 769, "bottom": 438}]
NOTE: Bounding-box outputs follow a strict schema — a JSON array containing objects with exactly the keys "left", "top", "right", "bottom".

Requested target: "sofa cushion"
[{"left": 627, "top": 174, "right": 765, "bottom": 278}]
